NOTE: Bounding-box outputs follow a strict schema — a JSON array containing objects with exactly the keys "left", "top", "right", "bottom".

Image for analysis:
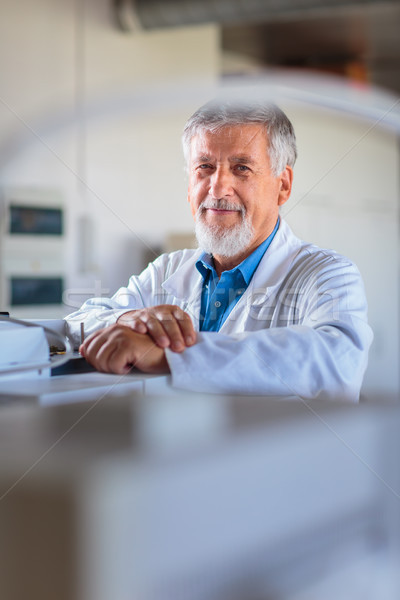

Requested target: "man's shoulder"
[
  {"left": 299, "top": 239, "right": 358, "bottom": 273},
  {"left": 265, "top": 220, "right": 361, "bottom": 292},
  {"left": 279, "top": 220, "right": 357, "bottom": 269}
]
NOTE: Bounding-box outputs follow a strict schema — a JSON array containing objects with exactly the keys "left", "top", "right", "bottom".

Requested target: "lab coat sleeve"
[
  {"left": 64, "top": 253, "right": 173, "bottom": 348},
  {"left": 165, "top": 260, "right": 373, "bottom": 402}
]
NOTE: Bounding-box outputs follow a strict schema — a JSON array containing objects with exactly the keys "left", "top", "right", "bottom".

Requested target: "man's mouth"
[
  {"left": 205, "top": 207, "right": 241, "bottom": 214},
  {"left": 199, "top": 201, "right": 245, "bottom": 217}
]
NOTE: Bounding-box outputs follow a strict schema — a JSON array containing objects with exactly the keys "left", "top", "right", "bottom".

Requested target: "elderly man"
[{"left": 66, "top": 100, "right": 373, "bottom": 402}]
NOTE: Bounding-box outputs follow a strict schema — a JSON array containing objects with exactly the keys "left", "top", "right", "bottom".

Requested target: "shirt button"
[{"left": 214, "top": 301, "right": 221, "bottom": 308}]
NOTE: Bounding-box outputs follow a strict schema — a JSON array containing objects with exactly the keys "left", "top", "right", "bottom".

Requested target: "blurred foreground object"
[{"left": 0, "top": 393, "right": 398, "bottom": 600}]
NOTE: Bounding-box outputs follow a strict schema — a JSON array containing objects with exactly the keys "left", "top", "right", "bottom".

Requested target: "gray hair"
[{"left": 182, "top": 100, "right": 297, "bottom": 176}]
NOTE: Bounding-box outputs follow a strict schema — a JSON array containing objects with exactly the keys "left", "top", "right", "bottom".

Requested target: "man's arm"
[
  {"left": 164, "top": 261, "right": 373, "bottom": 403},
  {"left": 64, "top": 249, "right": 199, "bottom": 349},
  {"left": 165, "top": 321, "right": 371, "bottom": 402},
  {"left": 79, "top": 324, "right": 170, "bottom": 374}
]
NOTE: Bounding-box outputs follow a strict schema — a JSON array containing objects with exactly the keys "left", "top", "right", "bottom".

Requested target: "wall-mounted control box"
[{"left": 0, "top": 187, "right": 66, "bottom": 318}]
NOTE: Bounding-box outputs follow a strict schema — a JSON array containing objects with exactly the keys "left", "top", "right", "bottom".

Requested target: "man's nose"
[{"left": 209, "top": 167, "right": 234, "bottom": 199}]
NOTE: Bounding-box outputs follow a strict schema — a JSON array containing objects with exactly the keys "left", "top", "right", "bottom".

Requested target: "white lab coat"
[{"left": 65, "top": 220, "right": 373, "bottom": 402}]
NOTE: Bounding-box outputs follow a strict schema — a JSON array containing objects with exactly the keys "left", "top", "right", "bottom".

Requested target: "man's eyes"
[
  {"left": 194, "top": 163, "right": 214, "bottom": 172},
  {"left": 196, "top": 164, "right": 251, "bottom": 172}
]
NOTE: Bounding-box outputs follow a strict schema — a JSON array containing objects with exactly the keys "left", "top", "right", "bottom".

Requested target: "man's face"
[{"left": 187, "top": 124, "right": 293, "bottom": 260}]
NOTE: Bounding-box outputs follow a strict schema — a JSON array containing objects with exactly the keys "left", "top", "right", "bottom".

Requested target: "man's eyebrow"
[
  {"left": 229, "top": 155, "right": 256, "bottom": 164},
  {"left": 193, "top": 154, "right": 213, "bottom": 163},
  {"left": 192, "top": 154, "right": 257, "bottom": 164}
]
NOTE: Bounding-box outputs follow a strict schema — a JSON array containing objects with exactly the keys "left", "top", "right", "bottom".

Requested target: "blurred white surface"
[{"left": 0, "top": 395, "right": 398, "bottom": 600}]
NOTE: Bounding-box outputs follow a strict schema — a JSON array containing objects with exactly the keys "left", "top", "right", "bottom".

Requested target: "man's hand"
[
  {"left": 79, "top": 324, "right": 170, "bottom": 375},
  {"left": 116, "top": 305, "right": 196, "bottom": 353}
]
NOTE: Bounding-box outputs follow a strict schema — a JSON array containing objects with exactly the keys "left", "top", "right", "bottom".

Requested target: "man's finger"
[
  {"left": 130, "top": 318, "right": 148, "bottom": 334},
  {"left": 79, "top": 329, "right": 104, "bottom": 358},
  {"left": 106, "top": 346, "right": 134, "bottom": 374},
  {"left": 145, "top": 316, "right": 175, "bottom": 349},
  {"left": 116, "top": 305, "right": 196, "bottom": 352},
  {"left": 152, "top": 314, "right": 185, "bottom": 352},
  {"left": 172, "top": 309, "right": 196, "bottom": 345},
  {"left": 84, "top": 332, "right": 117, "bottom": 372}
]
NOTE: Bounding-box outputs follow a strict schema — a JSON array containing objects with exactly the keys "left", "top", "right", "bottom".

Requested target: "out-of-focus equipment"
[
  {"left": 0, "top": 187, "right": 66, "bottom": 319},
  {"left": 0, "top": 316, "right": 72, "bottom": 377}
]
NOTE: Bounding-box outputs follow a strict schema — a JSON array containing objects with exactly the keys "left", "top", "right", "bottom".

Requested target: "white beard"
[{"left": 194, "top": 200, "right": 254, "bottom": 258}]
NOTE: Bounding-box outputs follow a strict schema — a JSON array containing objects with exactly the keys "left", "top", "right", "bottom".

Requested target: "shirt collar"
[{"left": 196, "top": 217, "right": 280, "bottom": 284}]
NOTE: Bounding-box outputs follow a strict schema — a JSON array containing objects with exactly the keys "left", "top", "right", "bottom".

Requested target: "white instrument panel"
[{"left": 0, "top": 186, "right": 66, "bottom": 318}]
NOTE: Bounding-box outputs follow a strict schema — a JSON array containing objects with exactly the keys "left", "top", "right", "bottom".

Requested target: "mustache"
[{"left": 197, "top": 200, "right": 246, "bottom": 216}]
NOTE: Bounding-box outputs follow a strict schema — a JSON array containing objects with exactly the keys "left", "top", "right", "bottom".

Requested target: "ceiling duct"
[
  {"left": 112, "top": 0, "right": 400, "bottom": 94},
  {"left": 113, "top": 0, "right": 390, "bottom": 31}
]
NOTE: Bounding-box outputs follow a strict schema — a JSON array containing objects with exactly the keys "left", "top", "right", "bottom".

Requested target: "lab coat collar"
[
  {"left": 162, "top": 247, "right": 204, "bottom": 303},
  {"left": 161, "top": 220, "right": 303, "bottom": 307}
]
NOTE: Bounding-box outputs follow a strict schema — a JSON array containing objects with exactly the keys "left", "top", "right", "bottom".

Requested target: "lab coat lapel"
[
  {"left": 161, "top": 249, "right": 204, "bottom": 327},
  {"left": 249, "top": 219, "right": 303, "bottom": 304},
  {"left": 220, "top": 220, "right": 303, "bottom": 333}
]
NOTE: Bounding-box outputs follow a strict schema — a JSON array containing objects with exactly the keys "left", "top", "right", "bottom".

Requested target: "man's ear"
[{"left": 277, "top": 166, "right": 293, "bottom": 207}]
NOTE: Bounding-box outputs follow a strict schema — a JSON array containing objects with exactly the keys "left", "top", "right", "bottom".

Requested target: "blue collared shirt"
[{"left": 196, "top": 218, "right": 280, "bottom": 331}]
